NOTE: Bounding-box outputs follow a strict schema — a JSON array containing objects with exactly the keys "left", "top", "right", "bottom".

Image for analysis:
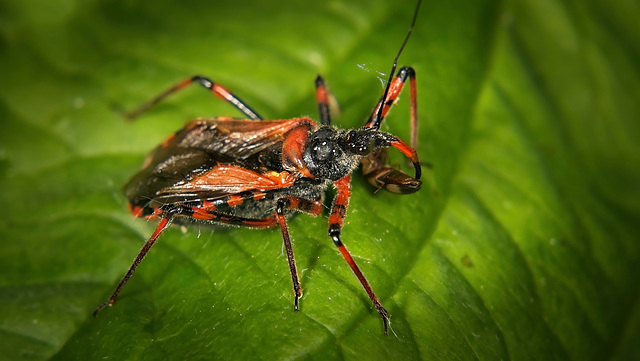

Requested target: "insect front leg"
[
  {"left": 361, "top": 66, "right": 422, "bottom": 194},
  {"left": 122, "top": 75, "right": 263, "bottom": 121},
  {"left": 361, "top": 148, "right": 422, "bottom": 194},
  {"left": 328, "top": 175, "right": 390, "bottom": 334},
  {"left": 365, "top": 66, "right": 417, "bottom": 147},
  {"left": 314, "top": 75, "right": 332, "bottom": 125}
]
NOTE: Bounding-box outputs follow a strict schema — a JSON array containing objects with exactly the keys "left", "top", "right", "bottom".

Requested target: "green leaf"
[{"left": 1, "top": 0, "right": 639, "bottom": 360}]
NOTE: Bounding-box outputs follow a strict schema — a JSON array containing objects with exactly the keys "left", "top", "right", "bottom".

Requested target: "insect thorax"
[{"left": 302, "top": 126, "right": 393, "bottom": 181}]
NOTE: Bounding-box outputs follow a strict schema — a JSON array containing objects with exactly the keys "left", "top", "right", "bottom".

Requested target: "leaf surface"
[{"left": 0, "top": 0, "right": 638, "bottom": 360}]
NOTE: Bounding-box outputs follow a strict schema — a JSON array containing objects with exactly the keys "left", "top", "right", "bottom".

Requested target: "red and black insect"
[{"left": 94, "top": 1, "right": 423, "bottom": 334}]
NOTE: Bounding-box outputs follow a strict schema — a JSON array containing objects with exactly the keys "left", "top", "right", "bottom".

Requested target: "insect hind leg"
[
  {"left": 92, "top": 203, "right": 278, "bottom": 317},
  {"left": 122, "top": 75, "right": 263, "bottom": 121},
  {"left": 93, "top": 216, "right": 173, "bottom": 316}
]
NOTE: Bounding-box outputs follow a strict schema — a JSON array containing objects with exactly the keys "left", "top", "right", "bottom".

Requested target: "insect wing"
[
  {"left": 154, "top": 163, "right": 296, "bottom": 202},
  {"left": 124, "top": 117, "right": 309, "bottom": 211},
  {"left": 167, "top": 118, "right": 312, "bottom": 160}
]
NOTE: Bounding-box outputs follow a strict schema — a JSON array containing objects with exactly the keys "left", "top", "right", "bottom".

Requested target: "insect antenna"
[{"left": 370, "top": 0, "right": 422, "bottom": 130}]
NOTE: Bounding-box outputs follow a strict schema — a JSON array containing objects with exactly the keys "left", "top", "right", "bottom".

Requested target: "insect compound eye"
[
  {"left": 340, "top": 128, "right": 387, "bottom": 157},
  {"left": 302, "top": 127, "right": 357, "bottom": 181},
  {"left": 342, "top": 129, "right": 370, "bottom": 155}
]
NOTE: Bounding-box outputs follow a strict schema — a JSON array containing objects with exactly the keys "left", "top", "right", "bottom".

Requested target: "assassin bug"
[{"left": 94, "top": 1, "right": 423, "bottom": 334}]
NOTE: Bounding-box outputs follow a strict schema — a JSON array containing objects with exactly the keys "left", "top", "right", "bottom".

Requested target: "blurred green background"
[{"left": 1, "top": 0, "right": 638, "bottom": 360}]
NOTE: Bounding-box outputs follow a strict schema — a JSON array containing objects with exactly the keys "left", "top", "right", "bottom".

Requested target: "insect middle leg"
[
  {"left": 328, "top": 175, "right": 390, "bottom": 334},
  {"left": 187, "top": 196, "right": 323, "bottom": 310},
  {"left": 123, "top": 75, "right": 263, "bottom": 121}
]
